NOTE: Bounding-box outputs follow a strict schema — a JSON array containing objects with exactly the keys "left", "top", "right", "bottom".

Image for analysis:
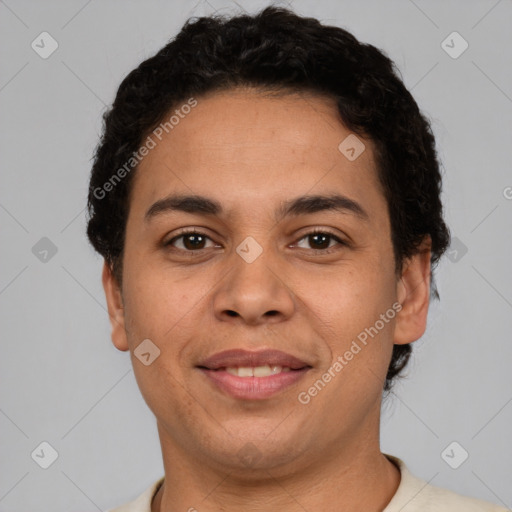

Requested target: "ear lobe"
[
  {"left": 394, "top": 239, "right": 432, "bottom": 346},
  {"left": 102, "top": 261, "right": 129, "bottom": 352}
]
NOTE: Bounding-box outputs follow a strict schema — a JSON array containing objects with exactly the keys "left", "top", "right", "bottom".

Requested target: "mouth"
[{"left": 196, "top": 349, "right": 313, "bottom": 400}]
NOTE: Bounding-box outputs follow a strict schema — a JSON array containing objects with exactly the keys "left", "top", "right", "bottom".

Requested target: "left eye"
[
  {"left": 165, "top": 230, "right": 345, "bottom": 252},
  {"left": 294, "top": 231, "right": 344, "bottom": 251}
]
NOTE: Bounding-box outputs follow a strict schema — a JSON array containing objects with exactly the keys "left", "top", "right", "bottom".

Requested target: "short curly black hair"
[{"left": 86, "top": 6, "right": 450, "bottom": 391}]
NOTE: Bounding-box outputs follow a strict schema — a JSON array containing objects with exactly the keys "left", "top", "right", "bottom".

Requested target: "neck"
[{"left": 151, "top": 421, "right": 400, "bottom": 511}]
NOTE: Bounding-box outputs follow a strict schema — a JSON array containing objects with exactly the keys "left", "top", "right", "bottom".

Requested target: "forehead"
[{"left": 130, "top": 88, "right": 385, "bottom": 222}]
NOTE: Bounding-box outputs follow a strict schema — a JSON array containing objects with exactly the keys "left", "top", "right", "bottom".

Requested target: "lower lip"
[{"left": 198, "top": 368, "right": 310, "bottom": 400}]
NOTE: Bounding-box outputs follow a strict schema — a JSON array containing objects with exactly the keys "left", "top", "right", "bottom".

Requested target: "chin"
[{"left": 195, "top": 427, "right": 309, "bottom": 474}]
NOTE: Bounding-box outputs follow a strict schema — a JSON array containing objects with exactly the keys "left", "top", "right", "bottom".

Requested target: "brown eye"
[
  {"left": 308, "top": 233, "right": 331, "bottom": 250},
  {"left": 294, "top": 230, "right": 348, "bottom": 254},
  {"left": 166, "top": 231, "right": 214, "bottom": 251}
]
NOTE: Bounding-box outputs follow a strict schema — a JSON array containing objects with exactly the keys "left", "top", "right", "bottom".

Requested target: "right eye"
[{"left": 165, "top": 230, "right": 217, "bottom": 251}]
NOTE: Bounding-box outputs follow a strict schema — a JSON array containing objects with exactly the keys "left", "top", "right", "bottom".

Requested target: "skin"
[{"left": 102, "top": 87, "right": 431, "bottom": 511}]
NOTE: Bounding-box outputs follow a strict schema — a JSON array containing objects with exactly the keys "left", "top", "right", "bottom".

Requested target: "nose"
[{"left": 212, "top": 244, "right": 296, "bottom": 326}]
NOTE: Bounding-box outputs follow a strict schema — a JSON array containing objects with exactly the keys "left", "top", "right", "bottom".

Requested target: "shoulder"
[
  {"left": 106, "top": 476, "right": 164, "bottom": 512},
  {"left": 383, "top": 455, "right": 508, "bottom": 512},
  {"left": 414, "top": 482, "right": 508, "bottom": 511}
]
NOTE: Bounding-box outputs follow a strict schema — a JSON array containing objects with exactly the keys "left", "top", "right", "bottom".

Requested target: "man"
[{"left": 86, "top": 6, "right": 507, "bottom": 511}]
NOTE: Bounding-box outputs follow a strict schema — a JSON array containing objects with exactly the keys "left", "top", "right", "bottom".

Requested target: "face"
[{"left": 103, "top": 88, "right": 430, "bottom": 476}]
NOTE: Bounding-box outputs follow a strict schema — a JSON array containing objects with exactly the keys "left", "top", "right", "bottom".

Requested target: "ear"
[
  {"left": 102, "top": 261, "right": 129, "bottom": 352},
  {"left": 394, "top": 237, "right": 432, "bottom": 345}
]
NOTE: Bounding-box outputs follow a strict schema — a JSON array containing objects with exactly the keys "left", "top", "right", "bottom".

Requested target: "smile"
[
  {"left": 196, "top": 348, "right": 313, "bottom": 400},
  {"left": 224, "top": 365, "right": 291, "bottom": 377}
]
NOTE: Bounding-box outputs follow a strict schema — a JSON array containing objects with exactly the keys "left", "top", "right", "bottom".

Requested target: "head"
[{"left": 87, "top": 7, "right": 449, "bottom": 472}]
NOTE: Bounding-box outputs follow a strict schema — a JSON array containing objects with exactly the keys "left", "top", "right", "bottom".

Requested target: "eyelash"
[{"left": 164, "top": 228, "right": 348, "bottom": 255}]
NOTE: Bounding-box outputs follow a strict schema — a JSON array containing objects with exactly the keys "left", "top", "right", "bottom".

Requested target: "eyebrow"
[{"left": 145, "top": 193, "right": 369, "bottom": 223}]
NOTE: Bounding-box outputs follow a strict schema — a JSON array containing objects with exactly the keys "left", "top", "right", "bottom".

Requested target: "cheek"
[
  {"left": 121, "top": 267, "right": 203, "bottom": 420},
  {"left": 122, "top": 260, "right": 197, "bottom": 340},
  {"left": 130, "top": 352, "right": 202, "bottom": 445},
  {"left": 304, "top": 259, "right": 398, "bottom": 369},
  {"left": 311, "top": 261, "right": 394, "bottom": 322},
  {"left": 305, "top": 276, "right": 397, "bottom": 415}
]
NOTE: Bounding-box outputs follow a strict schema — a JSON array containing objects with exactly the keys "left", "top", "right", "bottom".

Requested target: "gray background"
[{"left": 1, "top": 0, "right": 511, "bottom": 510}]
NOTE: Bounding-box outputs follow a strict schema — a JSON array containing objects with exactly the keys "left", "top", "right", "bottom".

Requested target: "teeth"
[
  {"left": 225, "top": 365, "right": 291, "bottom": 377},
  {"left": 254, "top": 365, "right": 274, "bottom": 377},
  {"left": 238, "top": 366, "right": 254, "bottom": 377}
]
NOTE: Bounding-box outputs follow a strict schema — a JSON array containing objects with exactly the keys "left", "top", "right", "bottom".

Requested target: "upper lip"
[{"left": 197, "top": 349, "right": 311, "bottom": 370}]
